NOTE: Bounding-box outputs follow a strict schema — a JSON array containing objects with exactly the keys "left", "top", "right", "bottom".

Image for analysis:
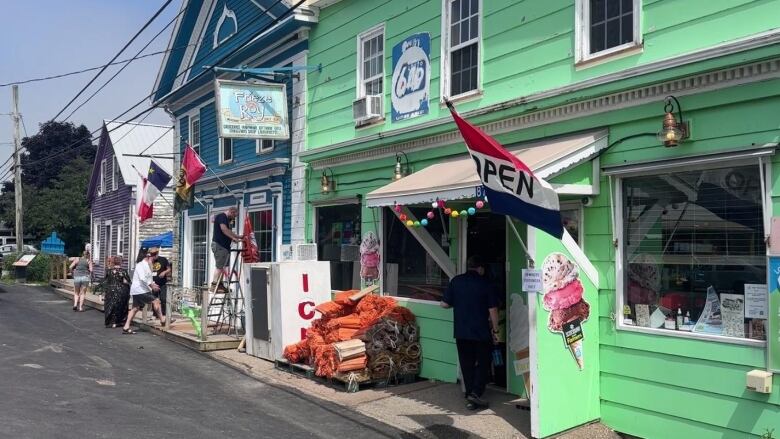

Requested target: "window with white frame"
[
  {"left": 190, "top": 218, "right": 208, "bottom": 287},
  {"left": 220, "top": 138, "right": 233, "bottom": 164},
  {"left": 190, "top": 116, "right": 201, "bottom": 156},
  {"left": 93, "top": 222, "right": 101, "bottom": 262},
  {"left": 116, "top": 224, "right": 124, "bottom": 256},
  {"left": 561, "top": 204, "right": 583, "bottom": 247},
  {"left": 112, "top": 156, "right": 120, "bottom": 191},
  {"left": 99, "top": 159, "right": 106, "bottom": 195},
  {"left": 443, "top": 0, "right": 481, "bottom": 98},
  {"left": 576, "top": 0, "right": 640, "bottom": 62},
  {"left": 618, "top": 163, "right": 767, "bottom": 342},
  {"left": 249, "top": 209, "right": 274, "bottom": 263},
  {"left": 357, "top": 25, "right": 384, "bottom": 99},
  {"left": 257, "top": 139, "right": 275, "bottom": 154}
]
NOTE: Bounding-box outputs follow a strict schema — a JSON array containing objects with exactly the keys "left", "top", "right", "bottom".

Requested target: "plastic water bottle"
[{"left": 492, "top": 347, "right": 503, "bottom": 366}]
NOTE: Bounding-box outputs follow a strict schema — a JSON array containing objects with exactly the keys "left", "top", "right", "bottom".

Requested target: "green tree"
[{"left": 0, "top": 121, "right": 95, "bottom": 255}]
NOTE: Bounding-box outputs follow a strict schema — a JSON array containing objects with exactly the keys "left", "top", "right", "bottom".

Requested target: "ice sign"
[{"left": 391, "top": 33, "right": 431, "bottom": 122}]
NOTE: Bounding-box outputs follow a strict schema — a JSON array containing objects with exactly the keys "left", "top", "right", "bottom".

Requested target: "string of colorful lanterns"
[{"left": 393, "top": 198, "right": 487, "bottom": 228}]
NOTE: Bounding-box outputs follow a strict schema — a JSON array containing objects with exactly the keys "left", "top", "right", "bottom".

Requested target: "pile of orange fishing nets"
[{"left": 283, "top": 291, "right": 420, "bottom": 381}]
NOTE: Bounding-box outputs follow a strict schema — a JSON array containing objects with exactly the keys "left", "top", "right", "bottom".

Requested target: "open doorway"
[{"left": 467, "top": 211, "right": 507, "bottom": 389}]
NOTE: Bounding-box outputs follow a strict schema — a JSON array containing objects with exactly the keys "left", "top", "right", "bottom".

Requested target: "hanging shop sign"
[
  {"left": 214, "top": 79, "right": 290, "bottom": 140},
  {"left": 768, "top": 256, "right": 780, "bottom": 372},
  {"left": 391, "top": 33, "right": 431, "bottom": 122}
]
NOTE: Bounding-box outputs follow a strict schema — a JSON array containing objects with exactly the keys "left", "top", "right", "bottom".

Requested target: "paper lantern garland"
[{"left": 395, "top": 198, "right": 488, "bottom": 227}]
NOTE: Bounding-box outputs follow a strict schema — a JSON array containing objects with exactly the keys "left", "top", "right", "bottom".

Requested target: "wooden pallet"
[{"left": 274, "top": 359, "right": 315, "bottom": 378}]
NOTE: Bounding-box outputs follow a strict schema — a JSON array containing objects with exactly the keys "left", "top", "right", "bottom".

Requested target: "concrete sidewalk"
[{"left": 209, "top": 349, "right": 619, "bottom": 439}]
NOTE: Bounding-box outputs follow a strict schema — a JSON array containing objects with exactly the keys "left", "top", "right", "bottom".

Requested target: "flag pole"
[
  {"left": 205, "top": 165, "right": 239, "bottom": 199},
  {"left": 506, "top": 217, "right": 535, "bottom": 268}
]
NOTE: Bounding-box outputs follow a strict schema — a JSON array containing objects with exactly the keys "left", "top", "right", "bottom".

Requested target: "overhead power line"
[
  {"left": 11, "top": 0, "right": 303, "bottom": 177},
  {"left": 63, "top": 4, "right": 188, "bottom": 122},
  {"left": 0, "top": 46, "right": 193, "bottom": 88},
  {"left": 50, "top": 0, "right": 175, "bottom": 121}
]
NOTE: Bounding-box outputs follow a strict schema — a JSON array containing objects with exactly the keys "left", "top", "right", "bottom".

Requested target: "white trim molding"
[
  {"left": 575, "top": 0, "right": 642, "bottom": 65},
  {"left": 213, "top": 5, "right": 238, "bottom": 48}
]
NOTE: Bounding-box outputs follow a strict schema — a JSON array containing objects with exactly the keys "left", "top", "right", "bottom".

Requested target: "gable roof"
[{"left": 105, "top": 120, "right": 175, "bottom": 185}]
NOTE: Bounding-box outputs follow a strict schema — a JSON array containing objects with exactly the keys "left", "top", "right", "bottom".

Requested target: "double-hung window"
[
  {"left": 615, "top": 161, "right": 768, "bottom": 343},
  {"left": 190, "top": 116, "right": 201, "bottom": 156},
  {"left": 257, "top": 139, "right": 275, "bottom": 154},
  {"left": 576, "top": 0, "right": 641, "bottom": 63},
  {"left": 99, "top": 159, "right": 107, "bottom": 195},
  {"left": 220, "top": 138, "right": 233, "bottom": 164},
  {"left": 443, "top": 0, "right": 481, "bottom": 99},
  {"left": 357, "top": 24, "right": 385, "bottom": 99},
  {"left": 112, "top": 156, "right": 120, "bottom": 191}
]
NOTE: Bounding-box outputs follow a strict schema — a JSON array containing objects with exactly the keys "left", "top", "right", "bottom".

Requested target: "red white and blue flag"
[
  {"left": 447, "top": 103, "right": 563, "bottom": 238},
  {"left": 137, "top": 160, "right": 172, "bottom": 223}
]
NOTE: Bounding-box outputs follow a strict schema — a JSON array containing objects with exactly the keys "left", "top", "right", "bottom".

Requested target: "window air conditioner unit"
[
  {"left": 294, "top": 244, "right": 318, "bottom": 261},
  {"left": 353, "top": 95, "right": 382, "bottom": 124}
]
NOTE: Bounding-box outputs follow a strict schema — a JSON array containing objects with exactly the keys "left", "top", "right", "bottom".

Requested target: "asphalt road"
[{"left": 0, "top": 284, "right": 406, "bottom": 439}]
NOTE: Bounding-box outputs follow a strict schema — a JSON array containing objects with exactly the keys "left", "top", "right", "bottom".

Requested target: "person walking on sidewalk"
[
  {"left": 103, "top": 256, "right": 131, "bottom": 328},
  {"left": 150, "top": 248, "right": 171, "bottom": 317},
  {"left": 122, "top": 250, "right": 167, "bottom": 334},
  {"left": 440, "top": 256, "right": 500, "bottom": 411},
  {"left": 211, "top": 206, "right": 241, "bottom": 291},
  {"left": 69, "top": 250, "right": 93, "bottom": 312}
]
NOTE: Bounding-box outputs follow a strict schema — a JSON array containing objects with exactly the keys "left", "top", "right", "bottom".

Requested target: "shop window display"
[
  {"left": 317, "top": 204, "right": 361, "bottom": 291},
  {"left": 383, "top": 206, "right": 449, "bottom": 301},
  {"left": 621, "top": 164, "right": 767, "bottom": 340}
]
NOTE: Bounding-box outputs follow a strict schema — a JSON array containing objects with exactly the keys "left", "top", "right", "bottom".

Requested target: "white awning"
[{"left": 366, "top": 130, "right": 608, "bottom": 207}]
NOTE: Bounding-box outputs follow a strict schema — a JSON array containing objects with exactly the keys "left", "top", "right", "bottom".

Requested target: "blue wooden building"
[{"left": 153, "top": 0, "right": 317, "bottom": 288}]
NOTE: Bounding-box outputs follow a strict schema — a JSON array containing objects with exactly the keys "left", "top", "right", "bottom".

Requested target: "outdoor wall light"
[
  {"left": 657, "top": 95, "right": 689, "bottom": 147},
  {"left": 321, "top": 168, "right": 335, "bottom": 194},
  {"left": 393, "top": 151, "right": 410, "bottom": 181}
]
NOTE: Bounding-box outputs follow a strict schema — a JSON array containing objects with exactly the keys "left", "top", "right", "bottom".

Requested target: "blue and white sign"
[
  {"left": 391, "top": 33, "right": 431, "bottom": 122},
  {"left": 214, "top": 79, "right": 289, "bottom": 140}
]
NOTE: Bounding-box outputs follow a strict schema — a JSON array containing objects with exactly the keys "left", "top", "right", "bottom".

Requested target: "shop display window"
[
  {"left": 619, "top": 164, "right": 767, "bottom": 341},
  {"left": 383, "top": 206, "right": 449, "bottom": 301},
  {"left": 316, "top": 204, "right": 361, "bottom": 291}
]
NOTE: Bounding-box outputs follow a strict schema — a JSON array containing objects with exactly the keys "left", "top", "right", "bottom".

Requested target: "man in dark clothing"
[
  {"left": 441, "top": 255, "right": 500, "bottom": 410},
  {"left": 211, "top": 206, "right": 241, "bottom": 289},
  {"left": 151, "top": 248, "right": 171, "bottom": 316}
]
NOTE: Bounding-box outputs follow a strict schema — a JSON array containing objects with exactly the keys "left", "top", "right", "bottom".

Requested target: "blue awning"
[{"left": 140, "top": 231, "right": 173, "bottom": 249}]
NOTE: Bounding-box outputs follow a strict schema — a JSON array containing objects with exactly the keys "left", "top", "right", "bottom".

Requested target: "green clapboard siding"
[{"left": 398, "top": 299, "right": 458, "bottom": 383}]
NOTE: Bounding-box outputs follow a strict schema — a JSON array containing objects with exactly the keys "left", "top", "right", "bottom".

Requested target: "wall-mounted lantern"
[{"left": 657, "top": 95, "right": 690, "bottom": 147}]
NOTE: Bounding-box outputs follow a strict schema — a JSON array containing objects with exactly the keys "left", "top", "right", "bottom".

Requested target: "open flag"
[
  {"left": 447, "top": 102, "right": 564, "bottom": 238},
  {"left": 174, "top": 145, "right": 207, "bottom": 214},
  {"left": 241, "top": 214, "right": 259, "bottom": 263},
  {"left": 138, "top": 160, "right": 172, "bottom": 223}
]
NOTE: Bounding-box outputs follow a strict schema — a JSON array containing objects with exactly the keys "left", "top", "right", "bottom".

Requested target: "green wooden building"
[{"left": 299, "top": 0, "right": 780, "bottom": 437}]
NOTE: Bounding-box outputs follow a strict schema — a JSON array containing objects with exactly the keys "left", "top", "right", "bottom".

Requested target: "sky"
[{"left": 0, "top": 1, "right": 181, "bottom": 179}]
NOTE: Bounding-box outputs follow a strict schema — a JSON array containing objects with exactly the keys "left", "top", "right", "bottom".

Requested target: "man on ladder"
[{"left": 210, "top": 206, "right": 242, "bottom": 292}]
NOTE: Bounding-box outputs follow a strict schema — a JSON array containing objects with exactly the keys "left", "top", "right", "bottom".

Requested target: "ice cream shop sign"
[{"left": 214, "top": 79, "right": 290, "bottom": 140}]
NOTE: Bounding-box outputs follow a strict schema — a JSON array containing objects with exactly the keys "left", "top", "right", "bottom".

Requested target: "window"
[
  {"left": 257, "top": 139, "right": 275, "bottom": 154},
  {"left": 383, "top": 206, "right": 449, "bottom": 300},
  {"left": 99, "top": 159, "right": 106, "bottom": 195},
  {"left": 220, "top": 138, "right": 233, "bottom": 164},
  {"left": 357, "top": 25, "right": 384, "bottom": 98},
  {"left": 112, "top": 156, "right": 120, "bottom": 191},
  {"left": 619, "top": 164, "right": 767, "bottom": 342},
  {"left": 443, "top": 0, "right": 481, "bottom": 98},
  {"left": 104, "top": 223, "right": 112, "bottom": 260},
  {"left": 93, "top": 222, "right": 101, "bottom": 262},
  {"left": 191, "top": 218, "right": 208, "bottom": 287},
  {"left": 249, "top": 209, "right": 275, "bottom": 263},
  {"left": 116, "top": 225, "right": 124, "bottom": 256},
  {"left": 561, "top": 204, "right": 583, "bottom": 247},
  {"left": 576, "top": 0, "right": 640, "bottom": 62},
  {"left": 316, "top": 204, "right": 362, "bottom": 291},
  {"left": 190, "top": 116, "right": 200, "bottom": 156}
]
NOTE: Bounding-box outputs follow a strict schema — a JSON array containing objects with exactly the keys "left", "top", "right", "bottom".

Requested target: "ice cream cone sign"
[{"left": 542, "top": 253, "right": 590, "bottom": 370}]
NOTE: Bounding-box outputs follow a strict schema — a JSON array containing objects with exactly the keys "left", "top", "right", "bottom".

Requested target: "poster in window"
[
  {"left": 391, "top": 33, "right": 431, "bottom": 122},
  {"left": 720, "top": 293, "right": 745, "bottom": 338},
  {"left": 744, "top": 283, "right": 768, "bottom": 319}
]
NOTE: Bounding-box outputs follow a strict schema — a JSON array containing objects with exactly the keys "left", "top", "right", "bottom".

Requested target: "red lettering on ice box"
[
  {"left": 302, "top": 273, "right": 309, "bottom": 292},
  {"left": 300, "top": 327, "right": 307, "bottom": 340},
  {"left": 298, "top": 301, "right": 315, "bottom": 320}
]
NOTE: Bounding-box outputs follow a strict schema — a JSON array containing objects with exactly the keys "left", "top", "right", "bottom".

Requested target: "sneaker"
[
  {"left": 465, "top": 400, "right": 477, "bottom": 411},
  {"left": 467, "top": 394, "right": 489, "bottom": 408}
]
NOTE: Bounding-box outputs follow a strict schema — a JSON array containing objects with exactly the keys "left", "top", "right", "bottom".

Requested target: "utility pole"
[{"left": 11, "top": 85, "right": 23, "bottom": 249}]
